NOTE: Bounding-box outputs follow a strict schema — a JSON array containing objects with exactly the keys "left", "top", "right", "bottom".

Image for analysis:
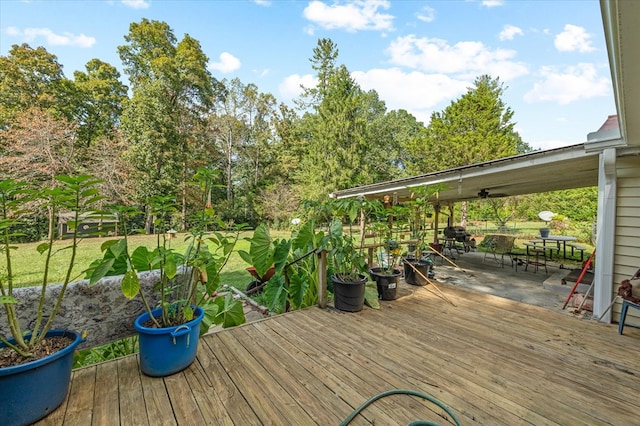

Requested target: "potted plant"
[
  {"left": 87, "top": 170, "right": 246, "bottom": 376},
  {"left": 538, "top": 211, "right": 555, "bottom": 238},
  {"left": 0, "top": 175, "right": 102, "bottom": 426},
  {"left": 326, "top": 218, "right": 369, "bottom": 312},
  {"left": 368, "top": 221, "right": 402, "bottom": 300},
  {"left": 402, "top": 185, "right": 439, "bottom": 285}
]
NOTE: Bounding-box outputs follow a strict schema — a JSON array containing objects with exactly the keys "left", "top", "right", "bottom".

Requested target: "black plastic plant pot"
[
  {"left": 369, "top": 267, "right": 401, "bottom": 300},
  {"left": 403, "top": 260, "right": 432, "bottom": 286},
  {"left": 331, "top": 274, "right": 367, "bottom": 312}
]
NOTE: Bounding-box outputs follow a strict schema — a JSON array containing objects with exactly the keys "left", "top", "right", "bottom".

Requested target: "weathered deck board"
[{"left": 36, "top": 282, "right": 640, "bottom": 425}]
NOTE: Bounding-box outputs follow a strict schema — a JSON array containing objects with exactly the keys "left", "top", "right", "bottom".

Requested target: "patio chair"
[{"left": 483, "top": 235, "right": 516, "bottom": 268}]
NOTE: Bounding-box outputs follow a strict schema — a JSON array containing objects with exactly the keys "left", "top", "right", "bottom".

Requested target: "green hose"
[{"left": 340, "top": 389, "right": 462, "bottom": 426}]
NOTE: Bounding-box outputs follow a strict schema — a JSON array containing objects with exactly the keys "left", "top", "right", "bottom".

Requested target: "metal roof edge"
[{"left": 331, "top": 144, "right": 595, "bottom": 199}]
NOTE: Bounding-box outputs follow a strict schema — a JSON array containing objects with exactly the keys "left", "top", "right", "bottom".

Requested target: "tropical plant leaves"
[
  {"left": 264, "top": 274, "right": 288, "bottom": 313},
  {"left": 248, "top": 223, "right": 273, "bottom": 278},
  {"left": 121, "top": 270, "right": 140, "bottom": 300},
  {"left": 212, "top": 292, "right": 245, "bottom": 328}
]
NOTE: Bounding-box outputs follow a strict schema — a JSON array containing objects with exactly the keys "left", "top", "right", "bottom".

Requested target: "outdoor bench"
[{"left": 567, "top": 243, "right": 586, "bottom": 261}]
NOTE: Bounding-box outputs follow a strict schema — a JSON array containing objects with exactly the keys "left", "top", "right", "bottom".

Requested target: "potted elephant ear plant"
[
  {"left": 327, "top": 218, "right": 369, "bottom": 312},
  {"left": 368, "top": 205, "right": 407, "bottom": 301},
  {"left": 87, "top": 169, "right": 246, "bottom": 377},
  {"left": 0, "top": 175, "right": 103, "bottom": 426}
]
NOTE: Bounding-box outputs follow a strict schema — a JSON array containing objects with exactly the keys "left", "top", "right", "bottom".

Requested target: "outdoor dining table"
[{"left": 535, "top": 235, "right": 577, "bottom": 260}]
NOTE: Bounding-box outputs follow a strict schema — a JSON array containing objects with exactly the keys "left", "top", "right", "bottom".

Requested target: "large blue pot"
[
  {"left": 134, "top": 306, "right": 205, "bottom": 377},
  {"left": 0, "top": 329, "right": 83, "bottom": 426}
]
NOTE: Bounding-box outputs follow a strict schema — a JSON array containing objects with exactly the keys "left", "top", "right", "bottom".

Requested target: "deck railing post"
[{"left": 317, "top": 249, "right": 328, "bottom": 308}]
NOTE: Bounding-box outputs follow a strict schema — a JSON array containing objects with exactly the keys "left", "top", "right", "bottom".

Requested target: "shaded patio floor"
[{"left": 428, "top": 249, "right": 592, "bottom": 314}]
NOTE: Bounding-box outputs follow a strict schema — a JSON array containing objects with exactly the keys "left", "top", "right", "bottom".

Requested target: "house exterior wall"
[{"left": 613, "top": 155, "right": 640, "bottom": 325}]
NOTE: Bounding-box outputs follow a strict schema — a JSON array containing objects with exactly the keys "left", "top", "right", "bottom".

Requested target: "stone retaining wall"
[{"left": 1, "top": 271, "right": 166, "bottom": 349}]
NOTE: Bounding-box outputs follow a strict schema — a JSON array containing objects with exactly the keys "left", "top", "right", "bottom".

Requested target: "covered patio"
[{"left": 39, "top": 281, "right": 640, "bottom": 425}]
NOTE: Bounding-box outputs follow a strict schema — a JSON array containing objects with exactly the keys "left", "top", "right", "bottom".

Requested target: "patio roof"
[{"left": 331, "top": 143, "right": 600, "bottom": 204}]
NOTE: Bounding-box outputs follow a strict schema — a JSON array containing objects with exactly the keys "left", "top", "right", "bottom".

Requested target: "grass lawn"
[
  {"left": 4, "top": 230, "right": 287, "bottom": 291},
  {"left": 5, "top": 221, "right": 593, "bottom": 288}
]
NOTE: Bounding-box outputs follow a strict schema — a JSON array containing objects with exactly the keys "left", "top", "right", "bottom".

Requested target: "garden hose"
[{"left": 340, "top": 389, "right": 462, "bottom": 426}]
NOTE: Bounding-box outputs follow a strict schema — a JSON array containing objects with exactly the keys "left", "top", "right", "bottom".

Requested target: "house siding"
[{"left": 613, "top": 155, "right": 640, "bottom": 326}]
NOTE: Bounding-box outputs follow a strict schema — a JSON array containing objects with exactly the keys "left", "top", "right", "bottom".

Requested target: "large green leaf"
[
  {"left": 200, "top": 303, "right": 220, "bottom": 336},
  {"left": 0, "top": 295, "right": 18, "bottom": 304},
  {"left": 121, "top": 270, "right": 140, "bottom": 299},
  {"left": 292, "top": 220, "right": 315, "bottom": 251},
  {"left": 107, "top": 238, "right": 128, "bottom": 259},
  {"left": 237, "top": 249, "right": 252, "bottom": 265},
  {"left": 87, "top": 258, "right": 115, "bottom": 286},
  {"left": 272, "top": 239, "right": 291, "bottom": 275},
  {"left": 288, "top": 272, "right": 309, "bottom": 310},
  {"left": 364, "top": 281, "right": 380, "bottom": 309},
  {"left": 131, "top": 246, "right": 153, "bottom": 271},
  {"left": 264, "top": 275, "right": 288, "bottom": 313},
  {"left": 213, "top": 293, "right": 246, "bottom": 328},
  {"left": 248, "top": 224, "right": 273, "bottom": 278},
  {"left": 163, "top": 254, "right": 178, "bottom": 279}
]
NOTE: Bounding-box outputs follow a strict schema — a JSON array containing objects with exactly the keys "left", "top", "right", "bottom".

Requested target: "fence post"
[{"left": 317, "top": 249, "right": 327, "bottom": 308}]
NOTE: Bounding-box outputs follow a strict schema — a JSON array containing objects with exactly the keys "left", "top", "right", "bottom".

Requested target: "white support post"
[{"left": 593, "top": 148, "right": 617, "bottom": 323}]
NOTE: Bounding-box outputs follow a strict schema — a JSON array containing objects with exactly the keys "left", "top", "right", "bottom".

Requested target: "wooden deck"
[{"left": 37, "top": 282, "right": 640, "bottom": 425}]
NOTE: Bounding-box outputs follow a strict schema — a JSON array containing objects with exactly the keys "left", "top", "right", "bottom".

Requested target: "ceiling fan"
[{"left": 477, "top": 188, "right": 508, "bottom": 199}]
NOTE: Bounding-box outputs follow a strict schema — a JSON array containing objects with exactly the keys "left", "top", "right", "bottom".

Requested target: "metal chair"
[
  {"left": 618, "top": 300, "right": 640, "bottom": 334},
  {"left": 525, "top": 246, "right": 547, "bottom": 273}
]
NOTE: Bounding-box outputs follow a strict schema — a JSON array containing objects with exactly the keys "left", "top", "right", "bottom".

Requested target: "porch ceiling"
[{"left": 332, "top": 144, "right": 599, "bottom": 204}]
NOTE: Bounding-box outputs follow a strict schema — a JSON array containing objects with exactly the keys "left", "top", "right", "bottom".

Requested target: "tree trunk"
[{"left": 461, "top": 201, "right": 467, "bottom": 227}]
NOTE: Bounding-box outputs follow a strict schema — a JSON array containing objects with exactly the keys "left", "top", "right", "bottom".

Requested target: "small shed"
[{"left": 57, "top": 212, "right": 118, "bottom": 239}]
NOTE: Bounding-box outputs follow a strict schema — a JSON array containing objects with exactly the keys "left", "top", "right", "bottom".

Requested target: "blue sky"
[{"left": 1, "top": 0, "right": 615, "bottom": 150}]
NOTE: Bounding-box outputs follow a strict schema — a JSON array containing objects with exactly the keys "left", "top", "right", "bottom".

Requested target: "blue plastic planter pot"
[
  {"left": 134, "top": 306, "right": 205, "bottom": 377},
  {"left": 0, "top": 329, "right": 83, "bottom": 426}
]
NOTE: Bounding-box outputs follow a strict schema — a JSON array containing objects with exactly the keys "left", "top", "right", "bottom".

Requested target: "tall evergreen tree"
[{"left": 405, "top": 75, "right": 531, "bottom": 175}]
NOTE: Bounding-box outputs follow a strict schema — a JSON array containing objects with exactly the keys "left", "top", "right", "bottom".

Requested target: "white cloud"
[
  {"left": 554, "top": 24, "right": 595, "bottom": 53},
  {"left": 6, "top": 26, "right": 96, "bottom": 48},
  {"left": 253, "top": 0, "right": 271, "bottom": 5},
  {"left": 278, "top": 73, "right": 318, "bottom": 102},
  {"left": 386, "top": 35, "right": 528, "bottom": 81},
  {"left": 352, "top": 68, "right": 469, "bottom": 124},
  {"left": 208, "top": 52, "right": 241, "bottom": 73},
  {"left": 121, "top": 0, "right": 150, "bottom": 9},
  {"left": 524, "top": 63, "right": 610, "bottom": 104},
  {"left": 482, "top": 0, "right": 504, "bottom": 7},
  {"left": 416, "top": 6, "right": 435, "bottom": 23},
  {"left": 499, "top": 24, "right": 523, "bottom": 41},
  {"left": 255, "top": 68, "right": 270, "bottom": 78},
  {"left": 303, "top": 0, "right": 394, "bottom": 33}
]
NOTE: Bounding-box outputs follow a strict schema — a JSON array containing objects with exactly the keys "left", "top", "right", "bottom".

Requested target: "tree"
[
  {"left": 118, "top": 19, "right": 214, "bottom": 231},
  {"left": 0, "top": 44, "right": 70, "bottom": 129},
  {"left": 72, "top": 59, "right": 128, "bottom": 147},
  {"left": 206, "top": 78, "right": 280, "bottom": 225},
  {"left": 296, "top": 64, "right": 373, "bottom": 200},
  {"left": 0, "top": 108, "right": 82, "bottom": 239},
  {"left": 405, "top": 75, "right": 531, "bottom": 175},
  {"left": 0, "top": 108, "right": 79, "bottom": 185}
]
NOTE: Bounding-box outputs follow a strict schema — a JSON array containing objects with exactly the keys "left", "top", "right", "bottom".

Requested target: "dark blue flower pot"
[
  {"left": 134, "top": 306, "right": 205, "bottom": 377},
  {"left": 0, "top": 329, "right": 83, "bottom": 426}
]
